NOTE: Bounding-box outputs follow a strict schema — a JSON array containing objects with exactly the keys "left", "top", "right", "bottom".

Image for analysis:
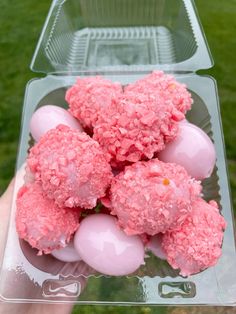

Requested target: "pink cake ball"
[
  {"left": 27, "top": 124, "right": 113, "bottom": 209},
  {"left": 158, "top": 122, "right": 216, "bottom": 180},
  {"left": 30, "top": 105, "right": 83, "bottom": 142},
  {"left": 109, "top": 159, "right": 202, "bottom": 235},
  {"left": 125, "top": 71, "right": 193, "bottom": 116},
  {"left": 16, "top": 182, "right": 80, "bottom": 255},
  {"left": 162, "top": 198, "right": 226, "bottom": 277},
  {"left": 74, "top": 214, "right": 145, "bottom": 276},
  {"left": 93, "top": 92, "right": 182, "bottom": 167},
  {"left": 65, "top": 76, "right": 122, "bottom": 129}
]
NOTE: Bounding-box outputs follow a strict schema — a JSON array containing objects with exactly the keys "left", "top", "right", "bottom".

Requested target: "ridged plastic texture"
[
  {"left": 0, "top": 74, "right": 235, "bottom": 305},
  {"left": 31, "top": 0, "right": 213, "bottom": 73}
]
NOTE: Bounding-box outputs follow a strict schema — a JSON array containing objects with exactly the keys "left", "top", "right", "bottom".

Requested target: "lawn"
[{"left": 0, "top": 1, "right": 236, "bottom": 313}]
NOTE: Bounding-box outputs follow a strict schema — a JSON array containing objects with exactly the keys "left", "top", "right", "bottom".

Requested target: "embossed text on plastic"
[
  {"left": 158, "top": 282, "right": 196, "bottom": 298},
  {"left": 42, "top": 279, "right": 81, "bottom": 298}
]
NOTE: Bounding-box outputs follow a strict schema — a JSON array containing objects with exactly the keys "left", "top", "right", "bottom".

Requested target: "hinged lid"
[{"left": 31, "top": 0, "right": 213, "bottom": 74}]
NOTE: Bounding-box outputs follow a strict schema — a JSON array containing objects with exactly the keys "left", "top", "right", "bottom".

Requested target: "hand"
[{"left": 0, "top": 175, "right": 73, "bottom": 314}]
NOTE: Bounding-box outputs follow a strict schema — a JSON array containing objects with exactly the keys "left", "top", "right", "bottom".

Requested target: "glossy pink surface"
[
  {"left": 158, "top": 122, "right": 216, "bottom": 180},
  {"left": 74, "top": 214, "right": 145, "bottom": 276},
  {"left": 146, "top": 234, "right": 166, "bottom": 260},
  {"left": 51, "top": 241, "right": 81, "bottom": 263},
  {"left": 30, "top": 105, "right": 83, "bottom": 141}
]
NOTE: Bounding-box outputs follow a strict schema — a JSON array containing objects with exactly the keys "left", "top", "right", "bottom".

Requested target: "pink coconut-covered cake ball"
[
  {"left": 27, "top": 124, "right": 113, "bottom": 209},
  {"left": 162, "top": 198, "right": 226, "bottom": 276},
  {"left": 93, "top": 91, "right": 185, "bottom": 167},
  {"left": 125, "top": 71, "right": 193, "bottom": 117},
  {"left": 16, "top": 182, "right": 80, "bottom": 255},
  {"left": 65, "top": 76, "right": 122, "bottom": 129},
  {"left": 109, "top": 159, "right": 202, "bottom": 235}
]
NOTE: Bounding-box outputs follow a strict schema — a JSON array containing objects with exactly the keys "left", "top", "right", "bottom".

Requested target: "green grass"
[
  {"left": 195, "top": 0, "right": 236, "bottom": 210},
  {"left": 72, "top": 305, "right": 167, "bottom": 314},
  {"left": 0, "top": 1, "right": 236, "bottom": 313},
  {"left": 0, "top": 0, "right": 48, "bottom": 194}
]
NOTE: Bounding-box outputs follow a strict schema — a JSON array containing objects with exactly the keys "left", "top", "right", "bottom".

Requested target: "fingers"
[{"left": 0, "top": 171, "right": 76, "bottom": 313}]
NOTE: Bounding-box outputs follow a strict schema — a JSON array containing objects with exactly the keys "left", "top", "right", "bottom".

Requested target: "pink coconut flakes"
[
  {"left": 162, "top": 198, "right": 226, "bottom": 276},
  {"left": 16, "top": 182, "right": 80, "bottom": 255},
  {"left": 125, "top": 70, "right": 193, "bottom": 115},
  {"left": 65, "top": 76, "right": 122, "bottom": 129},
  {"left": 109, "top": 159, "right": 202, "bottom": 235},
  {"left": 93, "top": 93, "right": 180, "bottom": 167},
  {"left": 27, "top": 124, "right": 113, "bottom": 209}
]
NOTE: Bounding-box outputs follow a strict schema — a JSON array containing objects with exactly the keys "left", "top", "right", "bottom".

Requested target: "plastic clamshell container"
[
  {"left": 0, "top": 0, "right": 235, "bottom": 306},
  {"left": 31, "top": 0, "right": 213, "bottom": 73}
]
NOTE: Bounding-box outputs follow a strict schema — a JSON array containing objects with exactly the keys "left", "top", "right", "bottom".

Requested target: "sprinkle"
[
  {"left": 93, "top": 71, "right": 192, "bottom": 167},
  {"left": 65, "top": 76, "right": 122, "bottom": 129},
  {"left": 109, "top": 159, "right": 201, "bottom": 235},
  {"left": 27, "top": 125, "right": 113, "bottom": 209},
  {"left": 162, "top": 178, "right": 170, "bottom": 185},
  {"left": 162, "top": 198, "right": 226, "bottom": 276},
  {"left": 15, "top": 182, "right": 80, "bottom": 254}
]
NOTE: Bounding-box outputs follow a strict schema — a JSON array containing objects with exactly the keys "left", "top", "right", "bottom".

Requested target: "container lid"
[{"left": 31, "top": 0, "right": 213, "bottom": 74}]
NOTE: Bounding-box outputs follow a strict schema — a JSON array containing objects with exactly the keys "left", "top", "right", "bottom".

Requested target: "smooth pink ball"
[
  {"left": 51, "top": 241, "right": 81, "bottom": 262},
  {"left": 30, "top": 105, "right": 83, "bottom": 141},
  {"left": 74, "top": 214, "right": 145, "bottom": 276},
  {"left": 146, "top": 234, "right": 166, "bottom": 260},
  {"left": 158, "top": 122, "right": 216, "bottom": 180}
]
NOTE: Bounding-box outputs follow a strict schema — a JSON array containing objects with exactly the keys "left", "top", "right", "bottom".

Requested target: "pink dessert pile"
[{"left": 15, "top": 71, "right": 226, "bottom": 277}]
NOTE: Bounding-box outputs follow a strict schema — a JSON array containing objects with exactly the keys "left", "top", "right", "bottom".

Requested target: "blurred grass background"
[{"left": 0, "top": 0, "right": 235, "bottom": 313}]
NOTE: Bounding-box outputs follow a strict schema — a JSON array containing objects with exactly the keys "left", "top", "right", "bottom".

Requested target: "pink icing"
[
  {"left": 158, "top": 122, "right": 216, "bottom": 180},
  {"left": 30, "top": 105, "right": 83, "bottom": 142},
  {"left": 74, "top": 214, "right": 145, "bottom": 276},
  {"left": 51, "top": 241, "right": 81, "bottom": 262}
]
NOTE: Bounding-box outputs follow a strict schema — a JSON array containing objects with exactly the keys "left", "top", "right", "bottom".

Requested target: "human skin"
[{"left": 0, "top": 180, "right": 74, "bottom": 314}]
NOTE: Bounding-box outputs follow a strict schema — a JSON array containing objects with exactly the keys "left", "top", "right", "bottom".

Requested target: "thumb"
[
  {"left": 0, "top": 178, "right": 15, "bottom": 265},
  {"left": 0, "top": 178, "right": 15, "bottom": 204}
]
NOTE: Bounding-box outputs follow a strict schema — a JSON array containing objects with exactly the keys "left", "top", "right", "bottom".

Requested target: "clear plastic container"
[
  {"left": 0, "top": 0, "right": 235, "bottom": 306},
  {"left": 31, "top": 0, "right": 213, "bottom": 73}
]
